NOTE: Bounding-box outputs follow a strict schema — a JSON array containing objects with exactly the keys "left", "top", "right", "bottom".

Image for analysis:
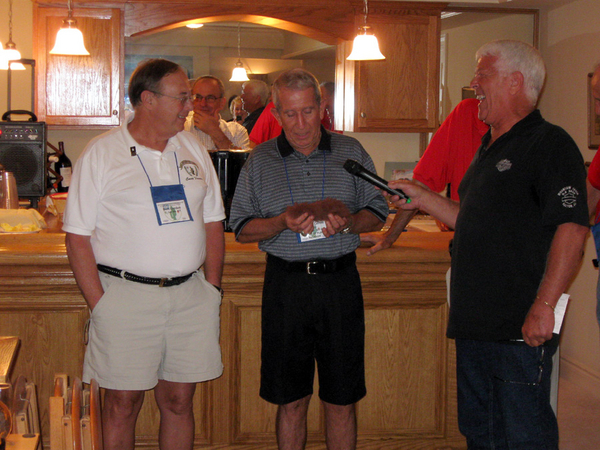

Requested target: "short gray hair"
[
  {"left": 192, "top": 75, "right": 225, "bottom": 98},
  {"left": 272, "top": 68, "right": 321, "bottom": 111},
  {"left": 476, "top": 40, "right": 546, "bottom": 106},
  {"left": 242, "top": 79, "right": 270, "bottom": 105}
]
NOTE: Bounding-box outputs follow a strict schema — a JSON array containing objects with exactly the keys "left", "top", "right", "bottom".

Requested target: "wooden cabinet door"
[
  {"left": 34, "top": 6, "right": 123, "bottom": 127},
  {"left": 338, "top": 5, "right": 443, "bottom": 133}
]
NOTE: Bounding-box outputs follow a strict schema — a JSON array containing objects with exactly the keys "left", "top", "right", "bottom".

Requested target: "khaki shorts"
[{"left": 83, "top": 271, "right": 223, "bottom": 390}]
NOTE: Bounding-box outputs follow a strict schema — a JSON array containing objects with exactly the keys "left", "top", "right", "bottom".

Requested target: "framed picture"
[{"left": 588, "top": 72, "right": 600, "bottom": 149}]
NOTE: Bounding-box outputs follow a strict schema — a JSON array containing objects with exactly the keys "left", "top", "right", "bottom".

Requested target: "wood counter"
[{"left": 0, "top": 226, "right": 465, "bottom": 449}]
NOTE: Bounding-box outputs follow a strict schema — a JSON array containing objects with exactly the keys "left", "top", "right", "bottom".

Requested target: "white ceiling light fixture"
[
  {"left": 49, "top": 0, "right": 90, "bottom": 56},
  {"left": 347, "top": 0, "right": 385, "bottom": 61},
  {"left": 230, "top": 23, "right": 249, "bottom": 82},
  {"left": 186, "top": 23, "right": 204, "bottom": 29},
  {"left": 0, "top": 0, "right": 25, "bottom": 70}
]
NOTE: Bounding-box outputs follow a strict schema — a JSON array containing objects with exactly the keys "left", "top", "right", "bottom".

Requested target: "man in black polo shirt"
[
  {"left": 230, "top": 68, "right": 388, "bottom": 450},
  {"left": 386, "top": 40, "right": 588, "bottom": 449}
]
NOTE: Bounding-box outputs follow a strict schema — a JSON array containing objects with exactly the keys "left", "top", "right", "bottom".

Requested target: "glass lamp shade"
[
  {"left": 50, "top": 24, "right": 90, "bottom": 56},
  {"left": 230, "top": 63, "right": 249, "bottom": 82},
  {"left": 347, "top": 33, "right": 385, "bottom": 61},
  {"left": 0, "top": 46, "right": 22, "bottom": 70}
]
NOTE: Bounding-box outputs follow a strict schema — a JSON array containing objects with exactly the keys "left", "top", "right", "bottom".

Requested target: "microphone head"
[{"left": 343, "top": 159, "right": 361, "bottom": 175}]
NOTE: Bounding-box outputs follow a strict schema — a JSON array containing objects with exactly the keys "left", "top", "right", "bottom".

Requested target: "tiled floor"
[{"left": 558, "top": 377, "right": 600, "bottom": 449}]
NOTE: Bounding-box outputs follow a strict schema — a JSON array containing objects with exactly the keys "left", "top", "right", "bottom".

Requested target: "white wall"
[{"left": 537, "top": 0, "right": 600, "bottom": 396}]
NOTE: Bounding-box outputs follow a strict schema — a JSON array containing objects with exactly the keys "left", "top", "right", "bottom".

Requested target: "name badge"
[
  {"left": 297, "top": 220, "right": 328, "bottom": 243},
  {"left": 150, "top": 184, "right": 193, "bottom": 226}
]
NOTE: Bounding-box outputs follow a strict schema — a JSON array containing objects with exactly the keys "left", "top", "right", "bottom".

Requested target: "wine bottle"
[{"left": 55, "top": 141, "right": 72, "bottom": 192}]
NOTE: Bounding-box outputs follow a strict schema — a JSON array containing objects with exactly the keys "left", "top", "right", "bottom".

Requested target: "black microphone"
[{"left": 343, "top": 159, "right": 410, "bottom": 202}]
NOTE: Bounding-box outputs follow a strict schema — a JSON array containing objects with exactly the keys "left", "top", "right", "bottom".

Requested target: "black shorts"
[{"left": 259, "top": 253, "right": 366, "bottom": 406}]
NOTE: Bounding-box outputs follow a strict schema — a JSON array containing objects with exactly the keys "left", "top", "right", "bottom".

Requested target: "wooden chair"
[{"left": 10, "top": 374, "right": 42, "bottom": 450}]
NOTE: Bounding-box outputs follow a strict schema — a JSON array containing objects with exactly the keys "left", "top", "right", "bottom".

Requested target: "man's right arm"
[
  {"left": 387, "top": 180, "right": 460, "bottom": 229},
  {"left": 65, "top": 232, "right": 104, "bottom": 311}
]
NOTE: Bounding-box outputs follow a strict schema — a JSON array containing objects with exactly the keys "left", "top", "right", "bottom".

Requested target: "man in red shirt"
[{"left": 362, "top": 98, "right": 488, "bottom": 254}]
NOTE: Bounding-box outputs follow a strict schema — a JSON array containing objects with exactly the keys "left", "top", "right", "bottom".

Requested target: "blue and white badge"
[
  {"left": 136, "top": 149, "right": 194, "bottom": 226},
  {"left": 150, "top": 184, "right": 193, "bottom": 225},
  {"left": 297, "top": 220, "right": 327, "bottom": 243}
]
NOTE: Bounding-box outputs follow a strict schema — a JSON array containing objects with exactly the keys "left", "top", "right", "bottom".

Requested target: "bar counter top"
[{"left": 0, "top": 213, "right": 464, "bottom": 449}]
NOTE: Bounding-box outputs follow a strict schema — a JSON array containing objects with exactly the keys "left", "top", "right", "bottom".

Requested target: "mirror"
[{"left": 125, "top": 22, "right": 336, "bottom": 118}]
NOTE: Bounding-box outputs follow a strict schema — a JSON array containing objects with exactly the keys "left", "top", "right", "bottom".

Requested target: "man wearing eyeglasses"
[
  {"left": 185, "top": 75, "right": 250, "bottom": 150},
  {"left": 63, "top": 59, "right": 225, "bottom": 450}
]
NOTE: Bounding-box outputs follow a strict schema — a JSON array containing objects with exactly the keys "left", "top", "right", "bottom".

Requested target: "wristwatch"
[{"left": 339, "top": 226, "right": 352, "bottom": 235}]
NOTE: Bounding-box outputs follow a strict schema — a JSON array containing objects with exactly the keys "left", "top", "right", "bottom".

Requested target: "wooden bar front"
[{"left": 0, "top": 227, "right": 465, "bottom": 449}]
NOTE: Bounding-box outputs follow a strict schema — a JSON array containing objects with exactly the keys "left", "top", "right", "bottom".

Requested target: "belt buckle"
[{"left": 306, "top": 261, "right": 319, "bottom": 275}]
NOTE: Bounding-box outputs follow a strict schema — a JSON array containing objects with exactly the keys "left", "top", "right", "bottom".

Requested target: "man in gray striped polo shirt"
[{"left": 230, "top": 68, "right": 388, "bottom": 450}]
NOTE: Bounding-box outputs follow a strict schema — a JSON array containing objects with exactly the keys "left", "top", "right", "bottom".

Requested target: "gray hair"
[
  {"left": 192, "top": 75, "right": 225, "bottom": 98},
  {"left": 272, "top": 68, "right": 321, "bottom": 111},
  {"left": 476, "top": 40, "right": 546, "bottom": 106},
  {"left": 242, "top": 79, "right": 270, "bottom": 105}
]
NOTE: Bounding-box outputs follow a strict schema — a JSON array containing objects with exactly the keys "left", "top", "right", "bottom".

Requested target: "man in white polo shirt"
[
  {"left": 184, "top": 75, "right": 250, "bottom": 150},
  {"left": 63, "top": 59, "right": 225, "bottom": 450}
]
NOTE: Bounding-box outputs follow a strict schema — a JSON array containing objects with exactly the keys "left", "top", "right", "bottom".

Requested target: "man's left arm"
[
  {"left": 203, "top": 221, "right": 225, "bottom": 288},
  {"left": 522, "top": 222, "right": 589, "bottom": 347},
  {"left": 324, "top": 209, "right": 384, "bottom": 237}
]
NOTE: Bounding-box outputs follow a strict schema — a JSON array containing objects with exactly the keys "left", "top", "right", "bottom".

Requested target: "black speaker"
[{"left": 0, "top": 121, "right": 47, "bottom": 200}]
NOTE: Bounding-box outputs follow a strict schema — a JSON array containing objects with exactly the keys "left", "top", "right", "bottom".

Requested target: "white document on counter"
[{"left": 553, "top": 293, "right": 570, "bottom": 334}]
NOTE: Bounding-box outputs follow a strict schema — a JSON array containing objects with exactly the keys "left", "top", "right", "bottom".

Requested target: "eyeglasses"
[
  {"left": 148, "top": 90, "right": 194, "bottom": 105},
  {"left": 193, "top": 94, "right": 222, "bottom": 103}
]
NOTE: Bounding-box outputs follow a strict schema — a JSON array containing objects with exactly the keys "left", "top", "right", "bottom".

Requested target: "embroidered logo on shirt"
[
  {"left": 180, "top": 160, "right": 202, "bottom": 180},
  {"left": 496, "top": 159, "right": 512, "bottom": 172},
  {"left": 558, "top": 186, "right": 579, "bottom": 208}
]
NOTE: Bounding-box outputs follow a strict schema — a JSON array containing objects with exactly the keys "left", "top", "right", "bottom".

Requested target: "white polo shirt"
[
  {"left": 184, "top": 115, "right": 250, "bottom": 150},
  {"left": 63, "top": 121, "right": 225, "bottom": 278}
]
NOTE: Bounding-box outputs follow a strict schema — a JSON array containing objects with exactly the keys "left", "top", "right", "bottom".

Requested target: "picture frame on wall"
[{"left": 588, "top": 72, "right": 600, "bottom": 149}]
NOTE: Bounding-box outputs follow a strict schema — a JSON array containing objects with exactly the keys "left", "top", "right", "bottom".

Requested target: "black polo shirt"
[{"left": 448, "top": 110, "right": 588, "bottom": 341}]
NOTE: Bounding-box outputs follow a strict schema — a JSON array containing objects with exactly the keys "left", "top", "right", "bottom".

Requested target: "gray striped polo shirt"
[{"left": 229, "top": 128, "right": 389, "bottom": 261}]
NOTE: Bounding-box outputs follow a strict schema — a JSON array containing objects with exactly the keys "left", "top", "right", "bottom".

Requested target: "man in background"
[
  {"left": 241, "top": 79, "right": 270, "bottom": 133},
  {"left": 63, "top": 59, "right": 225, "bottom": 450},
  {"left": 230, "top": 68, "right": 388, "bottom": 450},
  {"left": 361, "top": 97, "right": 488, "bottom": 254},
  {"left": 386, "top": 40, "right": 588, "bottom": 449},
  {"left": 185, "top": 75, "right": 250, "bottom": 150},
  {"left": 586, "top": 63, "right": 600, "bottom": 328}
]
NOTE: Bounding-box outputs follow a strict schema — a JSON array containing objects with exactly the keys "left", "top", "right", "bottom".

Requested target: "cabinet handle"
[
  {"left": 360, "top": 112, "right": 366, "bottom": 118},
  {"left": 112, "top": 110, "right": 118, "bottom": 116}
]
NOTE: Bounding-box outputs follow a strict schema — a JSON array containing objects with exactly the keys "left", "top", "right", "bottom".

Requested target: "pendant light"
[
  {"left": 50, "top": 0, "right": 90, "bottom": 56},
  {"left": 0, "top": 0, "right": 25, "bottom": 70},
  {"left": 347, "top": 0, "right": 385, "bottom": 61},
  {"left": 230, "top": 23, "right": 249, "bottom": 82}
]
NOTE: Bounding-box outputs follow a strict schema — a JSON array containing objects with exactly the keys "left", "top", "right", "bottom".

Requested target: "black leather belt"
[
  {"left": 97, "top": 264, "right": 196, "bottom": 287},
  {"left": 267, "top": 252, "right": 356, "bottom": 275}
]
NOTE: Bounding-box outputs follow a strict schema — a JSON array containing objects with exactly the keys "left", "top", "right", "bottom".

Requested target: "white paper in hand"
[{"left": 553, "top": 293, "right": 570, "bottom": 334}]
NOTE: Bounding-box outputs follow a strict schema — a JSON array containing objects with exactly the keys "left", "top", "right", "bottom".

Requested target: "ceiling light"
[
  {"left": 0, "top": 0, "right": 23, "bottom": 70},
  {"left": 186, "top": 23, "right": 204, "bottom": 29},
  {"left": 347, "top": 0, "right": 385, "bottom": 61},
  {"left": 49, "top": 0, "right": 90, "bottom": 56},
  {"left": 230, "top": 23, "right": 249, "bottom": 82}
]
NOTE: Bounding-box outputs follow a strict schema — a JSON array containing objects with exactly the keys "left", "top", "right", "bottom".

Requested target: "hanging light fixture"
[
  {"left": 230, "top": 23, "right": 249, "bottom": 82},
  {"left": 49, "top": 0, "right": 90, "bottom": 56},
  {"left": 347, "top": 0, "right": 385, "bottom": 61},
  {"left": 0, "top": 0, "right": 25, "bottom": 70}
]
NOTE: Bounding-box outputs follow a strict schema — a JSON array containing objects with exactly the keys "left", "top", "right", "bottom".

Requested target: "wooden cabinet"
[
  {"left": 337, "top": 2, "right": 444, "bottom": 132},
  {"left": 33, "top": 6, "right": 123, "bottom": 127},
  {"left": 0, "top": 229, "right": 465, "bottom": 449}
]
